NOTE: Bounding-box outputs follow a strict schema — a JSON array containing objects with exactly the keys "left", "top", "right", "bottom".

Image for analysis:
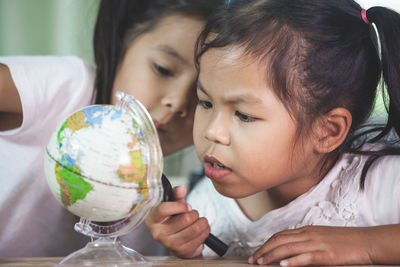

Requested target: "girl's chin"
[{"left": 211, "top": 182, "right": 246, "bottom": 199}]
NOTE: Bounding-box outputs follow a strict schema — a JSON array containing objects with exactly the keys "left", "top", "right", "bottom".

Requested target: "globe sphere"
[{"left": 44, "top": 95, "right": 162, "bottom": 223}]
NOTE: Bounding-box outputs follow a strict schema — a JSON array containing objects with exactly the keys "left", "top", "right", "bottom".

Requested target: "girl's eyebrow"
[
  {"left": 198, "top": 80, "right": 263, "bottom": 105},
  {"left": 154, "top": 45, "right": 188, "bottom": 65},
  {"left": 224, "top": 92, "right": 263, "bottom": 105},
  {"left": 197, "top": 81, "right": 210, "bottom": 97}
]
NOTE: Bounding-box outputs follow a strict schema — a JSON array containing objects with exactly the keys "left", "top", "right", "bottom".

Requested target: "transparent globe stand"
[
  {"left": 57, "top": 238, "right": 144, "bottom": 266},
  {"left": 56, "top": 217, "right": 153, "bottom": 266},
  {"left": 57, "top": 238, "right": 145, "bottom": 266},
  {"left": 48, "top": 92, "right": 163, "bottom": 267}
]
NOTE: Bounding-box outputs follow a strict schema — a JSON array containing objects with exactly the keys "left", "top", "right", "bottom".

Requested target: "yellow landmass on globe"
[
  {"left": 128, "top": 180, "right": 149, "bottom": 215},
  {"left": 118, "top": 150, "right": 147, "bottom": 184},
  {"left": 65, "top": 110, "right": 91, "bottom": 133}
]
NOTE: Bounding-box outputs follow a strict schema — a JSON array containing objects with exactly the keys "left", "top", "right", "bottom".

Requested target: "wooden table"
[
  {"left": 0, "top": 256, "right": 251, "bottom": 266},
  {"left": 0, "top": 257, "right": 398, "bottom": 267}
]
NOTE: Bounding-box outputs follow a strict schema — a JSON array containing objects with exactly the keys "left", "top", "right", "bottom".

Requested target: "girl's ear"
[{"left": 312, "top": 107, "right": 352, "bottom": 153}]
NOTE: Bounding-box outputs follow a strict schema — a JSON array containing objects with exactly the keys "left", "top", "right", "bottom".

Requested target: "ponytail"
[
  {"left": 349, "top": 6, "right": 400, "bottom": 188},
  {"left": 365, "top": 7, "right": 400, "bottom": 141}
]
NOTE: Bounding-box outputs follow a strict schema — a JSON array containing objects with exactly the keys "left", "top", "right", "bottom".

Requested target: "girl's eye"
[
  {"left": 235, "top": 111, "right": 256, "bottom": 122},
  {"left": 198, "top": 99, "right": 212, "bottom": 109},
  {"left": 153, "top": 63, "right": 173, "bottom": 77}
]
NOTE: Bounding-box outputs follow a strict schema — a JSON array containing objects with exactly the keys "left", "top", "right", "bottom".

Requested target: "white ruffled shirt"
[
  {"left": 0, "top": 56, "right": 96, "bottom": 256},
  {"left": 0, "top": 56, "right": 164, "bottom": 257},
  {"left": 187, "top": 148, "right": 400, "bottom": 256}
]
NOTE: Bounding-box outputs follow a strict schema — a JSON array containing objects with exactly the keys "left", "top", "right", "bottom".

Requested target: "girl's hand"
[
  {"left": 249, "top": 225, "right": 377, "bottom": 266},
  {"left": 145, "top": 186, "right": 210, "bottom": 258}
]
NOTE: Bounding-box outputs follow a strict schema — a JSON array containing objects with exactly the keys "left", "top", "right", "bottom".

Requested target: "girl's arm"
[
  {"left": 249, "top": 224, "right": 400, "bottom": 266},
  {"left": 0, "top": 63, "right": 22, "bottom": 130}
]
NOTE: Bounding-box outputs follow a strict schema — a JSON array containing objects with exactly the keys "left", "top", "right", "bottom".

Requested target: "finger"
[
  {"left": 253, "top": 241, "right": 317, "bottom": 265},
  {"left": 192, "top": 244, "right": 205, "bottom": 258},
  {"left": 251, "top": 231, "right": 309, "bottom": 261},
  {"left": 172, "top": 217, "right": 209, "bottom": 249},
  {"left": 150, "top": 210, "right": 204, "bottom": 243},
  {"left": 173, "top": 186, "right": 188, "bottom": 202},
  {"left": 162, "top": 210, "right": 201, "bottom": 235},
  {"left": 279, "top": 251, "right": 326, "bottom": 267},
  {"left": 167, "top": 218, "right": 210, "bottom": 258},
  {"left": 177, "top": 242, "right": 206, "bottom": 259},
  {"left": 147, "top": 202, "right": 191, "bottom": 223}
]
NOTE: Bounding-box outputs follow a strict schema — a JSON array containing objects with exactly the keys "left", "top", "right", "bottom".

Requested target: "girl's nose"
[
  {"left": 161, "top": 96, "right": 187, "bottom": 117},
  {"left": 205, "top": 113, "right": 230, "bottom": 145}
]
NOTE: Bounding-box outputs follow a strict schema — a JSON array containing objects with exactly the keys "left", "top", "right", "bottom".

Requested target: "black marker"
[{"left": 161, "top": 174, "right": 228, "bottom": 256}]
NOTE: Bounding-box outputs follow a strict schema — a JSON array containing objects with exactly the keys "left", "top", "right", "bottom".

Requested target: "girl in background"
[
  {"left": 0, "top": 0, "right": 223, "bottom": 257},
  {"left": 145, "top": 0, "right": 400, "bottom": 265}
]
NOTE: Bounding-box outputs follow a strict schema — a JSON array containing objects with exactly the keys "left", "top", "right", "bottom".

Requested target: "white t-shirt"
[
  {"left": 0, "top": 56, "right": 164, "bottom": 257},
  {"left": 187, "top": 148, "right": 400, "bottom": 256}
]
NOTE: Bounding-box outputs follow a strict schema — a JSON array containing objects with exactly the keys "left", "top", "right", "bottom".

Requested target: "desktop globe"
[
  {"left": 45, "top": 103, "right": 154, "bottom": 223},
  {"left": 44, "top": 91, "right": 163, "bottom": 266}
]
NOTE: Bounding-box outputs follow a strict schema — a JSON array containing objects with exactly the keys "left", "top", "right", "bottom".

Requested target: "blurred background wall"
[
  {"left": 0, "top": 0, "right": 201, "bottom": 186},
  {"left": 1, "top": 0, "right": 399, "bottom": 185},
  {"left": 0, "top": 0, "right": 98, "bottom": 64},
  {"left": 2, "top": 0, "right": 399, "bottom": 62}
]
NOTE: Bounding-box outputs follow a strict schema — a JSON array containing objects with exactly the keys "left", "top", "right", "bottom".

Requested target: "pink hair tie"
[{"left": 361, "top": 9, "right": 370, "bottom": 25}]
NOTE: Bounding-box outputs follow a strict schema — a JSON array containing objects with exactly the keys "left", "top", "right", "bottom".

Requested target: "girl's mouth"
[
  {"left": 153, "top": 120, "right": 168, "bottom": 133},
  {"left": 204, "top": 155, "right": 232, "bottom": 180},
  {"left": 212, "top": 162, "right": 229, "bottom": 170}
]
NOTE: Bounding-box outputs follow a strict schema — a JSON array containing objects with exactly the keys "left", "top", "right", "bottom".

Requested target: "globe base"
[{"left": 56, "top": 238, "right": 152, "bottom": 266}]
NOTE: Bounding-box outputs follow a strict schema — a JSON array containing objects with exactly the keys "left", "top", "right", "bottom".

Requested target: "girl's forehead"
[
  {"left": 200, "top": 49, "right": 272, "bottom": 95},
  {"left": 200, "top": 46, "right": 272, "bottom": 90},
  {"left": 201, "top": 46, "right": 255, "bottom": 70}
]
